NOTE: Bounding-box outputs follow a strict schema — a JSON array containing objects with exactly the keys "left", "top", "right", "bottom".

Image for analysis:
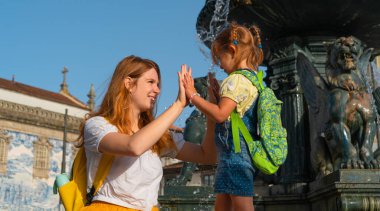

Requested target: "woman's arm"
[
  {"left": 98, "top": 66, "right": 187, "bottom": 156},
  {"left": 99, "top": 101, "right": 184, "bottom": 156},
  {"left": 175, "top": 117, "right": 217, "bottom": 164}
]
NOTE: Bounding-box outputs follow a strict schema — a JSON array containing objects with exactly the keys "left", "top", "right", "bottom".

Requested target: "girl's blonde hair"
[
  {"left": 77, "top": 55, "right": 175, "bottom": 154},
  {"left": 211, "top": 22, "right": 263, "bottom": 71}
]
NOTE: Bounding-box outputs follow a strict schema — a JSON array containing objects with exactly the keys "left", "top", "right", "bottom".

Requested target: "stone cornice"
[{"left": 0, "top": 99, "right": 83, "bottom": 133}]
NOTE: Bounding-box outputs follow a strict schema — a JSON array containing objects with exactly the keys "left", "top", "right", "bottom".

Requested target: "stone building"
[{"left": 0, "top": 69, "right": 94, "bottom": 210}]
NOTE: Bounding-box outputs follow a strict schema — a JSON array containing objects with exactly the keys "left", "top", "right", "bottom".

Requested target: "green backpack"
[{"left": 230, "top": 69, "right": 288, "bottom": 175}]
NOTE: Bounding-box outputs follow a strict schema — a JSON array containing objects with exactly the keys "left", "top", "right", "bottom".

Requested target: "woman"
[{"left": 78, "top": 56, "right": 216, "bottom": 211}]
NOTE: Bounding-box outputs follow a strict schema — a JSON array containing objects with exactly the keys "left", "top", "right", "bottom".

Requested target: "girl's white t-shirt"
[{"left": 83, "top": 116, "right": 185, "bottom": 211}]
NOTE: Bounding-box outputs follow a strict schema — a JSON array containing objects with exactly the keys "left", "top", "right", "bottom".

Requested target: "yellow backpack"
[{"left": 53, "top": 147, "right": 114, "bottom": 211}]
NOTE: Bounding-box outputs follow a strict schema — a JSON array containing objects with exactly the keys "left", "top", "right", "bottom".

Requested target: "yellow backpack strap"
[
  {"left": 86, "top": 153, "right": 114, "bottom": 205},
  {"left": 93, "top": 154, "right": 114, "bottom": 193}
]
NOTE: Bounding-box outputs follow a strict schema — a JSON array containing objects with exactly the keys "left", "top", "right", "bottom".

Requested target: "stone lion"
[
  {"left": 297, "top": 36, "right": 380, "bottom": 179},
  {"left": 325, "top": 37, "right": 378, "bottom": 169}
]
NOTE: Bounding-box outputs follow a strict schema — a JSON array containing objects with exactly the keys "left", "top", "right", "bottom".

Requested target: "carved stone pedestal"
[
  {"left": 159, "top": 186, "right": 215, "bottom": 211},
  {"left": 309, "top": 169, "right": 380, "bottom": 211},
  {"left": 254, "top": 169, "right": 380, "bottom": 211}
]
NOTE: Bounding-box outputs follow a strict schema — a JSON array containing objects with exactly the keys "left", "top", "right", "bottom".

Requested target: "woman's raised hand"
[{"left": 175, "top": 64, "right": 188, "bottom": 108}]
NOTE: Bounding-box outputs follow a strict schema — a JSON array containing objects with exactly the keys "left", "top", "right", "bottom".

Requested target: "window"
[{"left": 33, "top": 137, "right": 52, "bottom": 179}]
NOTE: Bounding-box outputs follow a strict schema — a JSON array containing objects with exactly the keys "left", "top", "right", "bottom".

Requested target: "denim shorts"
[
  {"left": 214, "top": 123, "right": 257, "bottom": 196},
  {"left": 214, "top": 162, "right": 256, "bottom": 196}
]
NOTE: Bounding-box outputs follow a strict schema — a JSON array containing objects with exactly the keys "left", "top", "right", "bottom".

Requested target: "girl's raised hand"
[{"left": 182, "top": 65, "right": 197, "bottom": 101}]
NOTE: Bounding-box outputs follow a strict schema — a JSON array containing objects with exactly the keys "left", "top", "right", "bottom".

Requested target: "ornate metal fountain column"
[
  {"left": 268, "top": 36, "right": 310, "bottom": 183},
  {"left": 268, "top": 36, "right": 336, "bottom": 183}
]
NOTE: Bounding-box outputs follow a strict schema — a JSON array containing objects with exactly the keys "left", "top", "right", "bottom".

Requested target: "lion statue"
[{"left": 297, "top": 36, "right": 380, "bottom": 179}]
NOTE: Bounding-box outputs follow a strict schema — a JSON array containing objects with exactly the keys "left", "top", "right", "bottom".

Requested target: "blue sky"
[{"left": 0, "top": 1, "right": 225, "bottom": 127}]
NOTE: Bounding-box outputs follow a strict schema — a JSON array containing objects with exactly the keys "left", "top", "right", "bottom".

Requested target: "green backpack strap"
[
  {"left": 230, "top": 69, "right": 263, "bottom": 153},
  {"left": 256, "top": 70, "right": 265, "bottom": 90},
  {"left": 231, "top": 110, "right": 254, "bottom": 153},
  {"left": 232, "top": 69, "right": 265, "bottom": 92}
]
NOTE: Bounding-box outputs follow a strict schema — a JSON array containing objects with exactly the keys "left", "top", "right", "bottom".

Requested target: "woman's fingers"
[
  {"left": 179, "top": 64, "right": 196, "bottom": 105},
  {"left": 181, "top": 64, "right": 188, "bottom": 76},
  {"left": 177, "top": 71, "right": 187, "bottom": 107}
]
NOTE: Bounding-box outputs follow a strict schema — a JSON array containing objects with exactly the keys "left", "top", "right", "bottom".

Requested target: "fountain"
[{"left": 160, "top": 0, "right": 380, "bottom": 210}]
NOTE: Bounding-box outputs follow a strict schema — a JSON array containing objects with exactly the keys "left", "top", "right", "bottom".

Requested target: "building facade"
[{"left": 0, "top": 71, "right": 92, "bottom": 211}]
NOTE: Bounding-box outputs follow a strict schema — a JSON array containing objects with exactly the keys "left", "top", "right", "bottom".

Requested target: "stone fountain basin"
[{"left": 197, "top": 0, "right": 380, "bottom": 48}]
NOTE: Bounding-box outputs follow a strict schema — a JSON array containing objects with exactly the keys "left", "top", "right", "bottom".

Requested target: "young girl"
[{"left": 183, "top": 23, "right": 264, "bottom": 211}]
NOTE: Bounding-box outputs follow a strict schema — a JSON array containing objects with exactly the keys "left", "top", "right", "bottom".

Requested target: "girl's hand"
[
  {"left": 208, "top": 72, "right": 220, "bottom": 103},
  {"left": 182, "top": 65, "right": 198, "bottom": 101},
  {"left": 175, "top": 65, "right": 187, "bottom": 108}
]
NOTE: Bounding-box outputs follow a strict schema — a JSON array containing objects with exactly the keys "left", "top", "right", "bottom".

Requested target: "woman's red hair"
[{"left": 77, "top": 55, "right": 175, "bottom": 155}]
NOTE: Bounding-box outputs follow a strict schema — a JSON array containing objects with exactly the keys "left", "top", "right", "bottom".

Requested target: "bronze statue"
[
  {"left": 166, "top": 76, "right": 208, "bottom": 186},
  {"left": 297, "top": 36, "right": 380, "bottom": 179}
]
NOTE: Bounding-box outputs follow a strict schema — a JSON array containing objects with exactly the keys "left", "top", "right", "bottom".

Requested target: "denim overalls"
[{"left": 213, "top": 100, "right": 259, "bottom": 196}]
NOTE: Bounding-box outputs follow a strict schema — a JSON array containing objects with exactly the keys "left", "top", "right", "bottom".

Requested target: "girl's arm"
[
  {"left": 98, "top": 66, "right": 187, "bottom": 156},
  {"left": 175, "top": 117, "right": 217, "bottom": 164},
  {"left": 190, "top": 96, "right": 236, "bottom": 123},
  {"left": 176, "top": 74, "right": 219, "bottom": 164},
  {"left": 183, "top": 68, "right": 236, "bottom": 123}
]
